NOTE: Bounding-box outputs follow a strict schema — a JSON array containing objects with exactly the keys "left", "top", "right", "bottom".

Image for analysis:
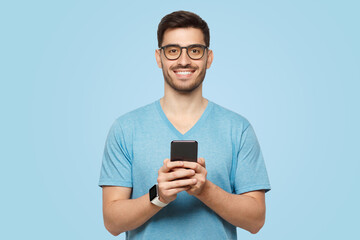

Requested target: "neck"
[{"left": 160, "top": 84, "right": 208, "bottom": 117}]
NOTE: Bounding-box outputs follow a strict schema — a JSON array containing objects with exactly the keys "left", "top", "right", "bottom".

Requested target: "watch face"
[{"left": 149, "top": 185, "right": 157, "bottom": 201}]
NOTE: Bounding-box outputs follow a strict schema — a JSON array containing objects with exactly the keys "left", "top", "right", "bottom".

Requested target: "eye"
[
  {"left": 166, "top": 47, "right": 180, "bottom": 55},
  {"left": 189, "top": 46, "right": 203, "bottom": 56}
]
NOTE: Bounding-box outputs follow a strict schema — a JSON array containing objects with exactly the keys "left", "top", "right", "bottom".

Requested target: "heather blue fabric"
[{"left": 99, "top": 99, "right": 271, "bottom": 240}]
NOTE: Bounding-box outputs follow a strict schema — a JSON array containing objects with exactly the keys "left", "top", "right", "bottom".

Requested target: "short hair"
[{"left": 157, "top": 10, "right": 210, "bottom": 48}]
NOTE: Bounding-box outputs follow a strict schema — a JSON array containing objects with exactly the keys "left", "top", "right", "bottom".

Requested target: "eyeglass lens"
[{"left": 163, "top": 45, "right": 205, "bottom": 60}]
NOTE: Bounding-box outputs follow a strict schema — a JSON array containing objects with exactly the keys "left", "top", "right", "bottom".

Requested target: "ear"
[
  {"left": 155, "top": 49, "right": 162, "bottom": 68},
  {"left": 206, "top": 49, "right": 213, "bottom": 69}
]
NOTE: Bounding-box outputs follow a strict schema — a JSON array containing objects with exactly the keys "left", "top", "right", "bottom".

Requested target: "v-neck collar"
[{"left": 155, "top": 99, "right": 213, "bottom": 139}]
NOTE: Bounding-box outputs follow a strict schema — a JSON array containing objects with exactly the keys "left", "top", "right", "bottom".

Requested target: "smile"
[
  {"left": 173, "top": 69, "right": 196, "bottom": 78},
  {"left": 176, "top": 71, "right": 193, "bottom": 75}
]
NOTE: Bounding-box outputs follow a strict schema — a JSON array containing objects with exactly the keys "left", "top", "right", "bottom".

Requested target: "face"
[{"left": 155, "top": 28, "right": 213, "bottom": 93}]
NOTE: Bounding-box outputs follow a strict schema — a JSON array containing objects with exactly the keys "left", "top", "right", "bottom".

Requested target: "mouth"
[{"left": 173, "top": 69, "right": 196, "bottom": 79}]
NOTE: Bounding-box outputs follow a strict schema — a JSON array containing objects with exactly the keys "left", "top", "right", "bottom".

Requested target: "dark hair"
[{"left": 157, "top": 10, "right": 210, "bottom": 48}]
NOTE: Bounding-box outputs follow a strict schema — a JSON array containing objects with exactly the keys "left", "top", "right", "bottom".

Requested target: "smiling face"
[{"left": 155, "top": 27, "right": 213, "bottom": 93}]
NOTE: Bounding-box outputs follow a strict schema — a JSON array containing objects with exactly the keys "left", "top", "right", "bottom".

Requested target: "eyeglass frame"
[{"left": 159, "top": 44, "right": 208, "bottom": 60}]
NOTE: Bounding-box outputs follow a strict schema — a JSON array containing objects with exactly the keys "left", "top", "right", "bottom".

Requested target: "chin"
[
  {"left": 168, "top": 80, "right": 203, "bottom": 93},
  {"left": 163, "top": 70, "right": 206, "bottom": 93}
]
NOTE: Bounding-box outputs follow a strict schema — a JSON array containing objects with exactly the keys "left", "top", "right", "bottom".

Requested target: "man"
[{"left": 99, "top": 10, "right": 271, "bottom": 239}]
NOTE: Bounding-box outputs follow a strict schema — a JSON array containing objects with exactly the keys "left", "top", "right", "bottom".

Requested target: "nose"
[{"left": 177, "top": 48, "right": 192, "bottom": 66}]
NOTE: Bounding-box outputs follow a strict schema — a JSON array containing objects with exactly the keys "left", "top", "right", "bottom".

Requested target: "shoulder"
[
  {"left": 114, "top": 101, "right": 156, "bottom": 126},
  {"left": 209, "top": 101, "right": 251, "bottom": 131},
  {"left": 108, "top": 101, "right": 157, "bottom": 136}
]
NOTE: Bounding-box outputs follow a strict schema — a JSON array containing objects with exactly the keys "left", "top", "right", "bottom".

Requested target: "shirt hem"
[
  {"left": 98, "top": 180, "right": 132, "bottom": 188},
  {"left": 235, "top": 184, "right": 271, "bottom": 194}
]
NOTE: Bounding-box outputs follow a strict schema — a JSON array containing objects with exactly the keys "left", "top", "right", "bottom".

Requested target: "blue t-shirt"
[{"left": 99, "top": 100, "right": 271, "bottom": 240}]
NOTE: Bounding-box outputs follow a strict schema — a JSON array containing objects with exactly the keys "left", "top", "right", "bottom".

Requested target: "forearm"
[
  {"left": 195, "top": 180, "right": 265, "bottom": 234},
  {"left": 103, "top": 193, "right": 162, "bottom": 236}
]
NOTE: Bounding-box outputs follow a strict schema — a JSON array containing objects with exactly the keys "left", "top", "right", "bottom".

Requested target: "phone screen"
[{"left": 171, "top": 140, "right": 198, "bottom": 162}]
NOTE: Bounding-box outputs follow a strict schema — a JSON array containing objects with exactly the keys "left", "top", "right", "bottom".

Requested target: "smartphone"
[{"left": 171, "top": 140, "right": 198, "bottom": 162}]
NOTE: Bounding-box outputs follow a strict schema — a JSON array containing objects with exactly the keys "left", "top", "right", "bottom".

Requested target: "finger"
[
  {"left": 160, "top": 159, "right": 184, "bottom": 172},
  {"left": 165, "top": 186, "right": 191, "bottom": 195},
  {"left": 159, "top": 159, "right": 170, "bottom": 172},
  {"left": 163, "top": 169, "right": 195, "bottom": 181},
  {"left": 181, "top": 161, "right": 198, "bottom": 170},
  {"left": 182, "top": 161, "right": 204, "bottom": 173},
  {"left": 162, "top": 178, "right": 197, "bottom": 189},
  {"left": 171, "top": 167, "right": 184, "bottom": 172},
  {"left": 198, "top": 158, "right": 206, "bottom": 167}
]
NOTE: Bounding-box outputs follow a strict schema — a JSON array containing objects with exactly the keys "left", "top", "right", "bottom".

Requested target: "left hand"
[{"left": 183, "top": 157, "right": 207, "bottom": 196}]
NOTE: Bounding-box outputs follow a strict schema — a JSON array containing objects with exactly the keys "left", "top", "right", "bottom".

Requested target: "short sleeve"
[
  {"left": 234, "top": 124, "right": 271, "bottom": 194},
  {"left": 98, "top": 120, "right": 133, "bottom": 187}
]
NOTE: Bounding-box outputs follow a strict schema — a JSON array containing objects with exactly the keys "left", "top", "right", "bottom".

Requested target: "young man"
[{"left": 99, "top": 11, "right": 271, "bottom": 239}]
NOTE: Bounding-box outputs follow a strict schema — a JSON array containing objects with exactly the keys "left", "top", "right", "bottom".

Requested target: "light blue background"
[{"left": 1, "top": 0, "right": 359, "bottom": 239}]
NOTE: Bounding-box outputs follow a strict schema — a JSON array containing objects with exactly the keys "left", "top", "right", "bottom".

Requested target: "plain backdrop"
[{"left": 1, "top": 0, "right": 359, "bottom": 239}]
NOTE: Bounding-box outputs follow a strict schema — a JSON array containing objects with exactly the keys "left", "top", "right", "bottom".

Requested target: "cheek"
[{"left": 163, "top": 63, "right": 175, "bottom": 73}]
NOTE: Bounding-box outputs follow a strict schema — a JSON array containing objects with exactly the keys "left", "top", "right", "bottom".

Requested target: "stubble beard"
[{"left": 162, "top": 62, "right": 207, "bottom": 94}]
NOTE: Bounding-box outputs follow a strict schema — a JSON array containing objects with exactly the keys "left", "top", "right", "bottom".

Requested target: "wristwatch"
[{"left": 149, "top": 184, "right": 168, "bottom": 207}]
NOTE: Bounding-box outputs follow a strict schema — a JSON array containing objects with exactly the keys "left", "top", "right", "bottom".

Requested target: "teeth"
[{"left": 176, "top": 71, "right": 192, "bottom": 75}]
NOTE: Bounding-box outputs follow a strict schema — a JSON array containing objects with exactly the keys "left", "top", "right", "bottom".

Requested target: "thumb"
[{"left": 198, "top": 157, "right": 206, "bottom": 168}]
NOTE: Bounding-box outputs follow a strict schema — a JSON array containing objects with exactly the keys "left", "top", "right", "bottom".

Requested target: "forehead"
[{"left": 162, "top": 27, "right": 205, "bottom": 46}]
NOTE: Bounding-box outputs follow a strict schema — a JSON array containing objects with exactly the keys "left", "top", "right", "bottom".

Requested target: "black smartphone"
[{"left": 171, "top": 140, "right": 198, "bottom": 162}]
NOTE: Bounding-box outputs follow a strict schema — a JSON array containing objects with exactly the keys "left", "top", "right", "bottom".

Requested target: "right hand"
[{"left": 157, "top": 158, "right": 197, "bottom": 204}]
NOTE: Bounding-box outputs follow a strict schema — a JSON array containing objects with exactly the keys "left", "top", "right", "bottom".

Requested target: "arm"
[
  {"left": 196, "top": 181, "right": 265, "bottom": 234},
  {"left": 102, "top": 186, "right": 161, "bottom": 236},
  {"left": 183, "top": 158, "right": 266, "bottom": 234},
  {"left": 102, "top": 159, "right": 196, "bottom": 236}
]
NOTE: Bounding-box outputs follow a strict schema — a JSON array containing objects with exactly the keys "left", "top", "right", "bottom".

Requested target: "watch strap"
[{"left": 151, "top": 196, "right": 168, "bottom": 208}]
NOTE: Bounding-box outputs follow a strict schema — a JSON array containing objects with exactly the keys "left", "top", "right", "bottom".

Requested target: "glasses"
[{"left": 160, "top": 44, "right": 208, "bottom": 60}]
